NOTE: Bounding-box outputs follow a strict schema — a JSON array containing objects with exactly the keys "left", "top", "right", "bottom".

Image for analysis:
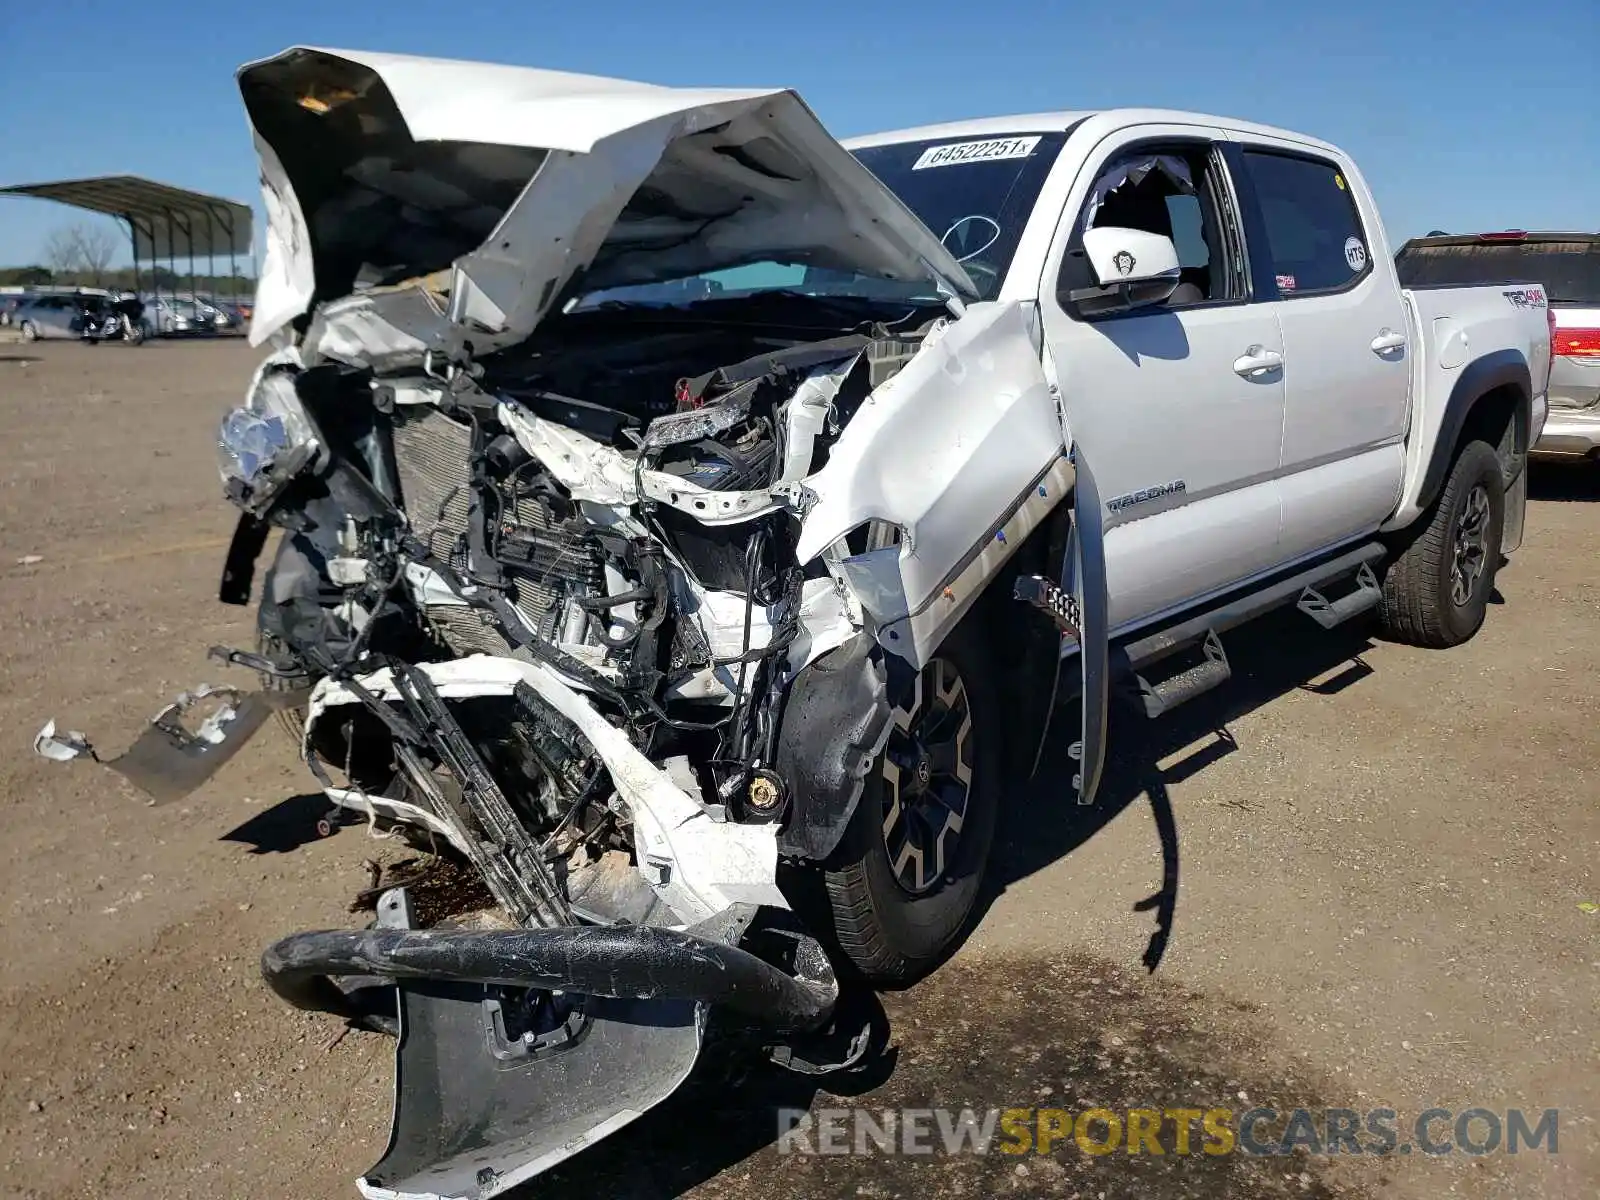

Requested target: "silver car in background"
[
  {"left": 11, "top": 294, "right": 87, "bottom": 340},
  {"left": 1397, "top": 231, "right": 1600, "bottom": 460},
  {"left": 142, "top": 297, "right": 210, "bottom": 336}
]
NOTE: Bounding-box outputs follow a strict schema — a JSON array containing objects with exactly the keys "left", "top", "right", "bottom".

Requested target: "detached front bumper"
[
  {"left": 263, "top": 917, "right": 838, "bottom": 1035},
  {"left": 289, "top": 656, "right": 842, "bottom": 1198},
  {"left": 267, "top": 892, "right": 838, "bottom": 1200}
]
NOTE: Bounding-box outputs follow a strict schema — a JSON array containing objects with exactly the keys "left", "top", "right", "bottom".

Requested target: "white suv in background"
[{"left": 1398, "top": 232, "right": 1600, "bottom": 460}]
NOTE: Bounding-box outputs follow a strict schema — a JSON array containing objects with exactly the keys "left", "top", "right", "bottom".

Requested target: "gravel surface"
[{"left": 0, "top": 339, "right": 1593, "bottom": 1199}]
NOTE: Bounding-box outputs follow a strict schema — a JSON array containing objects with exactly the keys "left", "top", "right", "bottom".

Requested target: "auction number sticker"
[{"left": 912, "top": 136, "right": 1042, "bottom": 170}]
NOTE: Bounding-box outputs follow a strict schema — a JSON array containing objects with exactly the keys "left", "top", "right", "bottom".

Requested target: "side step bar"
[
  {"left": 1136, "top": 628, "right": 1229, "bottom": 719},
  {"left": 1297, "top": 561, "right": 1381, "bottom": 630},
  {"left": 1056, "top": 541, "right": 1387, "bottom": 715}
]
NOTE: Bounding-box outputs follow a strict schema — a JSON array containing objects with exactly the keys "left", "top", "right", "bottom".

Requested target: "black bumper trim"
[{"left": 261, "top": 921, "right": 837, "bottom": 1033}]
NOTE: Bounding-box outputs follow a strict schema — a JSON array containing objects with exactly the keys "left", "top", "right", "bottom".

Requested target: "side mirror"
[{"left": 1065, "top": 227, "right": 1182, "bottom": 317}]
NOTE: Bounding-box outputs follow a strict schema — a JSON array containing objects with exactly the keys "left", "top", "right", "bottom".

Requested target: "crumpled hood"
[{"left": 238, "top": 47, "right": 975, "bottom": 353}]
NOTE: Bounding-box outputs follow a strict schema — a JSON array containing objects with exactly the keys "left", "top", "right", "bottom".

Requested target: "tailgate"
[{"left": 1551, "top": 304, "right": 1600, "bottom": 410}]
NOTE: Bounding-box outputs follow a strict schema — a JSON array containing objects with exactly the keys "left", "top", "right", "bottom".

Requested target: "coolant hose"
[{"left": 262, "top": 923, "right": 838, "bottom": 1032}]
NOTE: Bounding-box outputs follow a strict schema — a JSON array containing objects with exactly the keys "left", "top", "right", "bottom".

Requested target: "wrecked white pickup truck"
[{"left": 38, "top": 46, "right": 1555, "bottom": 1200}]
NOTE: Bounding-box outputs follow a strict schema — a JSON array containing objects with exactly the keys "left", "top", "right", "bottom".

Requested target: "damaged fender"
[
  {"left": 774, "top": 632, "right": 894, "bottom": 860},
  {"left": 795, "top": 302, "right": 1066, "bottom": 667}
]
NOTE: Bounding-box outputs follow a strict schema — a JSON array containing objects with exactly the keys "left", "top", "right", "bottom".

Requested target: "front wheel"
[
  {"left": 822, "top": 623, "right": 1001, "bottom": 986},
  {"left": 258, "top": 628, "right": 312, "bottom": 744},
  {"left": 1377, "top": 438, "right": 1505, "bottom": 648},
  {"left": 19, "top": 321, "right": 38, "bottom": 343}
]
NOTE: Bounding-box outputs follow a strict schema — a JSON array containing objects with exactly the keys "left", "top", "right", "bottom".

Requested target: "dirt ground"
[{"left": 0, "top": 338, "right": 1594, "bottom": 1200}]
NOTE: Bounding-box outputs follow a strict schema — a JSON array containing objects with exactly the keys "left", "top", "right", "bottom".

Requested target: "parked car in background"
[
  {"left": 192, "top": 298, "right": 241, "bottom": 334},
  {"left": 211, "top": 301, "right": 248, "bottom": 333},
  {"left": 143, "top": 297, "right": 212, "bottom": 336},
  {"left": 1397, "top": 232, "right": 1600, "bottom": 461},
  {"left": 11, "top": 295, "right": 84, "bottom": 340},
  {"left": 12, "top": 293, "right": 128, "bottom": 343},
  {"left": 0, "top": 295, "right": 23, "bottom": 327}
]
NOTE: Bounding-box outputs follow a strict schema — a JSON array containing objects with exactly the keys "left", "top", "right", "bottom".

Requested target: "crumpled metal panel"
[
  {"left": 359, "top": 983, "right": 703, "bottom": 1200},
  {"left": 237, "top": 46, "right": 975, "bottom": 350}
]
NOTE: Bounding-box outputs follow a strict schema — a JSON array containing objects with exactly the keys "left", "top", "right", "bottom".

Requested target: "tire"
[
  {"left": 822, "top": 622, "right": 1002, "bottom": 986},
  {"left": 257, "top": 629, "right": 311, "bottom": 744},
  {"left": 19, "top": 321, "right": 38, "bottom": 343},
  {"left": 1377, "top": 439, "right": 1504, "bottom": 648}
]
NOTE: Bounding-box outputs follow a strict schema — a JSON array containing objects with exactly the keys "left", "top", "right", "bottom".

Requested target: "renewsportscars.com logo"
[{"left": 778, "top": 1106, "right": 1559, "bottom": 1158}]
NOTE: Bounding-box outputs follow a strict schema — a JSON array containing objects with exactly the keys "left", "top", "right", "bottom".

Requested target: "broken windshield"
[{"left": 572, "top": 131, "right": 1066, "bottom": 310}]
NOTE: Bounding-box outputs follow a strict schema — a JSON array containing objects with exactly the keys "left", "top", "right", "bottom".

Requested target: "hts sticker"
[
  {"left": 912, "top": 136, "right": 1042, "bottom": 170},
  {"left": 1344, "top": 237, "right": 1368, "bottom": 272}
]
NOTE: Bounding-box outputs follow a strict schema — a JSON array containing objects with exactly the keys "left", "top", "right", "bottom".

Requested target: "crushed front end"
[
  {"left": 227, "top": 327, "right": 914, "bottom": 1195},
  {"left": 167, "top": 42, "right": 1005, "bottom": 1197}
]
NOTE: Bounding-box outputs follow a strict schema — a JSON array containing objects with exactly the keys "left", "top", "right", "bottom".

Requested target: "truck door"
[
  {"left": 1039, "top": 128, "right": 1289, "bottom": 632},
  {"left": 1226, "top": 139, "right": 1411, "bottom": 560}
]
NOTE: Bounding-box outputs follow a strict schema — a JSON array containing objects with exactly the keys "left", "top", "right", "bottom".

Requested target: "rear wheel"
[
  {"left": 823, "top": 623, "right": 1001, "bottom": 986},
  {"left": 1377, "top": 439, "right": 1505, "bottom": 648}
]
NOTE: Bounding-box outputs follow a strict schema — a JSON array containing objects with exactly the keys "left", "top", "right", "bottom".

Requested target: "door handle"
[
  {"left": 1370, "top": 329, "right": 1408, "bottom": 354},
  {"left": 1233, "top": 347, "right": 1284, "bottom": 377}
]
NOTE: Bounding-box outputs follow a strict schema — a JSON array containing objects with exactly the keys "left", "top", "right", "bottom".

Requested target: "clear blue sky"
[{"left": 1, "top": 0, "right": 1594, "bottom": 268}]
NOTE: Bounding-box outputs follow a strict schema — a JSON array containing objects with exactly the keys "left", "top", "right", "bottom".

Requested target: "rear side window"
[
  {"left": 1242, "top": 149, "right": 1371, "bottom": 296},
  {"left": 1395, "top": 241, "right": 1600, "bottom": 305}
]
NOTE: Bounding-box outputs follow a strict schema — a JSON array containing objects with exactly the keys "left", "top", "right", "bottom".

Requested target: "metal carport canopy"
[{"left": 0, "top": 175, "right": 252, "bottom": 258}]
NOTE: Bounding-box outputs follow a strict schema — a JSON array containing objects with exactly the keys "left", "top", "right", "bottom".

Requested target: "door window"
[
  {"left": 1240, "top": 150, "right": 1372, "bottom": 296},
  {"left": 1060, "top": 143, "right": 1248, "bottom": 311}
]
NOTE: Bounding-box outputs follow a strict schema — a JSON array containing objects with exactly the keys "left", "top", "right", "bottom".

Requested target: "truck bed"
[{"left": 1389, "top": 282, "right": 1552, "bottom": 530}]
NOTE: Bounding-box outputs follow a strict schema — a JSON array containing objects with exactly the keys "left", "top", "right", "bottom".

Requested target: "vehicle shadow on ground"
[
  {"left": 983, "top": 605, "right": 1377, "bottom": 972},
  {"left": 1528, "top": 460, "right": 1600, "bottom": 502},
  {"left": 519, "top": 611, "right": 1380, "bottom": 1199},
  {"left": 523, "top": 948, "right": 1370, "bottom": 1200}
]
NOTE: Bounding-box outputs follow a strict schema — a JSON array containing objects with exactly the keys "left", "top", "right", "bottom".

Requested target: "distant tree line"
[{"left": 1, "top": 223, "right": 255, "bottom": 296}]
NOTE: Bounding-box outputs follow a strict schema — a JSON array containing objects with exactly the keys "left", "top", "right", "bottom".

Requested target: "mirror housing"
[{"left": 1065, "top": 227, "right": 1182, "bottom": 317}]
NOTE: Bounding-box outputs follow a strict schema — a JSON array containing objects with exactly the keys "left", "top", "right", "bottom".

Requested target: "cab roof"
[{"left": 843, "top": 108, "right": 1342, "bottom": 155}]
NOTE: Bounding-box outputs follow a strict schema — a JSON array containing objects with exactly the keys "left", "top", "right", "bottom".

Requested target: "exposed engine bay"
[{"left": 257, "top": 306, "right": 942, "bottom": 933}]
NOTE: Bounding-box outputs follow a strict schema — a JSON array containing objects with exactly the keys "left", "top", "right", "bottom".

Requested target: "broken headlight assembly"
[{"left": 217, "top": 368, "right": 327, "bottom": 517}]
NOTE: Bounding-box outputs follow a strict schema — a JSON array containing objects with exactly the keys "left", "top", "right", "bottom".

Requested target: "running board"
[
  {"left": 1052, "top": 541, "right": 1387, "bottom": 710},
  {"left": 1135, "top": 628, "right": 1229, "bottom": 719},
  {"left": 1297, "top": 562, "right": 1381, "bottom": 630}
]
